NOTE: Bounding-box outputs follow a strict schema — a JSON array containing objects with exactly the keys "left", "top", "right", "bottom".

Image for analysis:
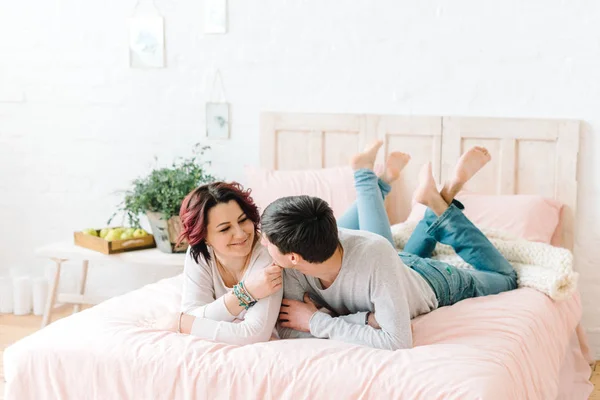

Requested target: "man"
[{"left": 260, "top": 143, "right": 517, "bottom": 350}]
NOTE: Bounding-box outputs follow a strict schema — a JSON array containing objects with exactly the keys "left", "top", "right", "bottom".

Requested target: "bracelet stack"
[{"left": 233, "top": 281, "right": 257, "bottom": 310}]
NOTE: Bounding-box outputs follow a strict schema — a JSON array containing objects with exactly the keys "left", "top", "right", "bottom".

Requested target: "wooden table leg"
[
  {"left": 73, "top": 260, "right": 89, "bottom": 314},
  {"left": 41, "top": 259, "right": 63, "bottom": 328}
]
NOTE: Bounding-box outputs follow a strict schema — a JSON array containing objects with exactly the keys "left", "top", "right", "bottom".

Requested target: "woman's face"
[{"left": 205, "top": 200, "right": 255, "bottom": 259}]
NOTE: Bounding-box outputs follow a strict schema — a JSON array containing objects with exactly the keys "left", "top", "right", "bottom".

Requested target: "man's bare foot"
[
  {"left": 350, "top": 140, "right": 383, "bottom": 171},
  {"left": 441, "top": 146, "right": 491, "bottom": 203},
  {"left": 380, "top": 152, "right": 411, "bottom": 184},
  {"left": 413, "top": 162, "right": 448, "bottom": 216}
]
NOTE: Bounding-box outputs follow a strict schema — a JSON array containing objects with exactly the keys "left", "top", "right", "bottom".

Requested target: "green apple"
[
  {"left": 133, "top": 228, "right": 148, "bottom": 238},
  {"left": 104, "top": 230, "right": 121, "bottom": 241},
  {"left": 111, "top": 228, "right": 124, "bottom": 237},
  {"left": 82, "top": 228, "right": 98, "bottom": 237},
  {"left": 120, "top": 231, "right": 133, "bottom": 240},
  {"left": 125, "top": 227, "right": 135, "bottom": 236}
]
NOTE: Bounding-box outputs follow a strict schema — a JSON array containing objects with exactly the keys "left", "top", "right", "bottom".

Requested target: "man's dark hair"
[{"left": 261, "top": 195, "right": 340, "bottom": 263}]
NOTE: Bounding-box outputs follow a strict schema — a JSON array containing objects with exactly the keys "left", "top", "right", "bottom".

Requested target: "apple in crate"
[
  {"left": 104, "top": 230, "right": 122, "bottom": 241},
  {"left": 119, "top": 228, "right": 136, "bottom": 240},
  {"left": 133, "top": 229, "right": 148, "bottom": 238},
  {"left": 82, "top": 228, "right": 98, "bottom": 237}
]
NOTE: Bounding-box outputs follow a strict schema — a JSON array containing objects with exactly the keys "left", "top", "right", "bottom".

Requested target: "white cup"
[
  {"left": 0, "top": 277, "right": 14, "bottom": 313},
  {"left": 32, "top": 277, "right": 48, "bottom": 316},
  {"left": 13, "top": 276, "right": 32, "bottom": 315}
]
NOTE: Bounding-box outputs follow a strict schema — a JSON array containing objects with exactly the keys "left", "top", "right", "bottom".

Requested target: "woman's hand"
[{"left": 244, "top": 263, "right": 283, "bottom": 300}]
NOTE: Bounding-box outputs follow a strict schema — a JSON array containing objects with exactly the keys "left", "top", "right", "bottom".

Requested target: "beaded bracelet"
[
  {"left": 234, "top": 282, "right": 257, "bottom": 309},
  {"left": 233, "top": 281, "right": 257, "bottom": 310},
  {"left": 240, "top": 281, "right": 257, "bottom": 303}
]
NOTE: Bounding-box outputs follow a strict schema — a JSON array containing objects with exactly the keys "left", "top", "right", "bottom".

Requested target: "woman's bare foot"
[
  {"left": 413, "top": 162, "right": 448, "bottom": 216},
  {"left": 380, "top": 152, "right": 411, "bottom": 184},
  {"left": 441, "top": 146, "right": 491, "bottom": 203},
  {"left": 350, "top": 140, "right": 383, "bottom": 171}
]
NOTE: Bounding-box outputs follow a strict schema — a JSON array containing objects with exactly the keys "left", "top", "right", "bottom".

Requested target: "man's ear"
[{"left": 290, "top": 252, "right": 303, "bottom": 265}]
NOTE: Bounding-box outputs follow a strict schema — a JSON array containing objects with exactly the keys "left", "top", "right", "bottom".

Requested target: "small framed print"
[
  {"left": 129, "top": 15, "right": 165, "bottom": 68},
  {"left": 206, "top": 102, "right": 230, "bottom": 139},
  {"left": 204, "top": 0, "right": 227, "bottom": 34}
]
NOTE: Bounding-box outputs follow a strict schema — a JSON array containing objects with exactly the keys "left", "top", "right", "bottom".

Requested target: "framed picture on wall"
[
  {"left": 204, "top": 0, "right": 227, "bottom": 34},
  {"left": 129, "top": 15, "right": 165, "bottom": 68},
  {"left": 206, "top": 102, "right": 230, "bottom": 139}
]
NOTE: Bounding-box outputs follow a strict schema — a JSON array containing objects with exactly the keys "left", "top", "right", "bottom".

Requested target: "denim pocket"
[{"left": 421, "top": 259, "right": 476, "bottom": 306}]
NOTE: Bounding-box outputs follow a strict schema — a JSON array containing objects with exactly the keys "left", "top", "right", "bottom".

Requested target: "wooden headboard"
[{"left": 260, "top": 113, "right": 580, "bottom": 249}]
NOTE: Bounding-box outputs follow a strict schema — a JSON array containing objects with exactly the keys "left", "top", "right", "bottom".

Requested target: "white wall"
[{"left": 1, "top": 0, "right": 600, "bottom": 354}]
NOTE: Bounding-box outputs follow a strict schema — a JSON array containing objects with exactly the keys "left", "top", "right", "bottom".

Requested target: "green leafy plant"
[{"left": 108, "top": 144, "right": 217, "bottom": 227}]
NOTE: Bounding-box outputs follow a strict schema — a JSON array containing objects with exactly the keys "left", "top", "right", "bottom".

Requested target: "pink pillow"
[
  {"left": 406, "top": 193, "right": 563, "bottom": 244},
  {"left": 243, "top": 166, "right": 356, "bottom": 217}
]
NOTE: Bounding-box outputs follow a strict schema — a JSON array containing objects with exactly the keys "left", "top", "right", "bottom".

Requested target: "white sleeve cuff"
[{"left": 190, "top": 317, "right": 221, "bottom": 339}]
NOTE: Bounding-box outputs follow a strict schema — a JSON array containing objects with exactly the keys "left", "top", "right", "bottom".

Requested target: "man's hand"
[
  {"left": 367, "top": 312, "right": 381, "bottom": 329},
  {"left": 279, "top": 293, "right": 318, "bottom": 332}
]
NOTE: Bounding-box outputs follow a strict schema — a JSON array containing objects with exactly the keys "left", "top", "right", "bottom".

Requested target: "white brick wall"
[{"left": 1, "top": 1, "right": 600, "bottom": 356}]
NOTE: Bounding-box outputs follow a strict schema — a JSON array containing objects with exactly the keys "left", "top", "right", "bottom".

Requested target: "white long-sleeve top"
[{"left": 181, "top": 242, "right": 282, "bottom": 346}]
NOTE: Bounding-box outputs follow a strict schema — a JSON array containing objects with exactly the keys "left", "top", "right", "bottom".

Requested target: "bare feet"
[
  {"left": 350, "top": 140, "right": 383, "bottom": 171},
  {"left": 413, "top": 162, "right": 448, "bottom": 216},
  {"left": 380, "top": 152, "right": 411, "bottom": 184},
  {"left": 441, "top": 146, "right": 491, "bottom": 204}
]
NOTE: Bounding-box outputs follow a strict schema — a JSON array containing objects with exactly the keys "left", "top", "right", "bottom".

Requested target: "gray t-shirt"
[{"left": 278, "top": 228, "right": 437, "bottom": 350}]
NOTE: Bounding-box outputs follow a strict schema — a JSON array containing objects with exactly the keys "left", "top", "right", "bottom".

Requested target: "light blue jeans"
[{"left": 337, "top": 169, "right": 517, "bottom": 307}]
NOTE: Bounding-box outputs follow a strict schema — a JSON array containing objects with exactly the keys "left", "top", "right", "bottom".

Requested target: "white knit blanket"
[{"left": 390, "top": 221, "right": 577, "bottom": 301}]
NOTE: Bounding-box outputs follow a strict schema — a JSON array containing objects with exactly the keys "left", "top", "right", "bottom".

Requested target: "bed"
[{"left": 4, "top": 113, "right": 594, "bottom": 399}]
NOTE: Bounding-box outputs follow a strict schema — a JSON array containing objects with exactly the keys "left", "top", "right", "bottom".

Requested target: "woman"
[{"left": 159, "top": 182, "right": 283, "bottom": 346}]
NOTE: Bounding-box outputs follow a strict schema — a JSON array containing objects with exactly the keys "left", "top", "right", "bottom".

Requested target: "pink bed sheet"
[{"left": 4, "top": 276, "right": 593, "bottom": 400}]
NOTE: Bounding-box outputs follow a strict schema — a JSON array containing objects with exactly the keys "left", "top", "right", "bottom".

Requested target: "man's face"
[{"left": 261, "top": 234, "right": 295, "bottom": 269}]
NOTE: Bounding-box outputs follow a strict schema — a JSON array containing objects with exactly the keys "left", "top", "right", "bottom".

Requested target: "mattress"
[{"left": 3, "top": 275, "right": 593, "bottom": 399}]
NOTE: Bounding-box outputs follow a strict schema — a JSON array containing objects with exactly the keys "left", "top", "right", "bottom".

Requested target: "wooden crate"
[{"left": 73, "top": 230, "right": 156, "bottom": 255}]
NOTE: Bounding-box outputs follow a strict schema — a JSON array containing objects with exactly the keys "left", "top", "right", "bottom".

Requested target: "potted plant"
[{"left": 108, "top": 144, "right": 217, "bottom": 253}]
